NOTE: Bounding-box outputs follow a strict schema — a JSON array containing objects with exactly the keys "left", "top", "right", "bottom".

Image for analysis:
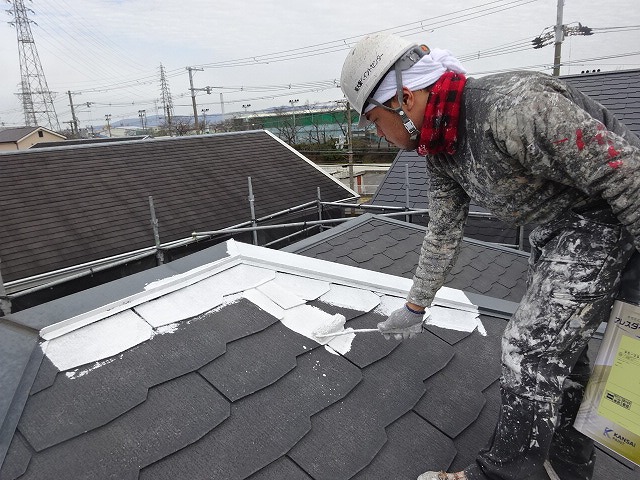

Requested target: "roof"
[
  {"left": 0, "top": 127, "right": 64, "bottom": 144},
  {"left": 0, "top": 130, "right": 355, "bottom": 287},
  {"left": 562, "top": 68, "right": 640, "bottom": 137},
  {"left": 29, "top": 136, "right": 148, "bottom": 149},
  {"left": 368, "top": 150, "right": 531, "bottom": 247},
  {"left": 284, "top": 213, "right": 529, "bottom": 304},
  {"left": 1, "top": 240, "right": 635, "bottom": 479}
]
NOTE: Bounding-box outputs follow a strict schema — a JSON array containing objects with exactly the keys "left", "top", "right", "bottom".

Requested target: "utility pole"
[
  {"left": 346, "top": 101, "right": 354, "bottom": 191},
  {"left": 186, "top": 66, "right": 204, "bottom": 131},
  {"left": 553, "top": 0, "right": 565, "bottom": 76},
  {"left": 532, "top": 3, "right": 592, "bottom": 77},
  {"left": 67, "top": 90, "right": 79, "bottom": 136},
  {"left": 288, "top": 98, "right": 299, "bottom": 144},
  {"left": 201, "top": 108, "right": 209, "bottom": 133},
  {"left": 105, "top": 114, "right": 112, "bottom": 137},
  {"left": 138, "top": 109, "right": 147, "bottom": 132}
]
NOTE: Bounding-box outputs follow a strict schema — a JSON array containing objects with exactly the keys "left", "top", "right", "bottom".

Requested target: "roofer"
[{"left": 340, "top": 33, "right": 640, "bottom": 480}]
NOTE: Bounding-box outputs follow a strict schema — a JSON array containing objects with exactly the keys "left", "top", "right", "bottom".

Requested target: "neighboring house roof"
[
  {"left": 0, "top": 127, "right": 37, "bottom": 143},
  {"left": 0, "top": 127, "right": 65, "bottom": 145},
  {"left": 368, "top": 150, "right": 529, "bottom": 247},
  {"left": 284, "top": 213, "right": 529, "bottom": 305},
  {"left": 0, "top": 131, "right": 355, "bottom": 289},
  {"left": 1, "top": 240, "right": 635, "bottom": 479},
  {"left": 562, "top": 68, "right": 640, "bottom": 137},
  {"left": 29, "top": 136, "right": 148, "bottom": 148}
]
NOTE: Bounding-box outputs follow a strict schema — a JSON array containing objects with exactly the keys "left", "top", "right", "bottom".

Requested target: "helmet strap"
[{"left": 365, "top": 52, "right": 423, "bottom": 138}]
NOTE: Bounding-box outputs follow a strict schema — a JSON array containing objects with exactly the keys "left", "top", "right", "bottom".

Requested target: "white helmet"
[{"left": 340, "top": 33, "right": 429, "bottom": 134}]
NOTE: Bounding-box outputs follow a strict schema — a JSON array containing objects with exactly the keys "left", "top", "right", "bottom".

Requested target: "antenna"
[{"left": 8, "top": 0, "right": 60, "bottom": 130}]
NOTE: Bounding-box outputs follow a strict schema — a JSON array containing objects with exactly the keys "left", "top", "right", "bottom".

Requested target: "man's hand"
[{"left": 377, "top": 304, "right": 428, "bottom": 340}]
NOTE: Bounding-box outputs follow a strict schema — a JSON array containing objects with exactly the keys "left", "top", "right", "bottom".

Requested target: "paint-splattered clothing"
[
  {"left": 408, "top": 71, "right": 640, "bottom": 308},
  {"left": 408, "top": 71, "right": 640, "bottom": 480}
]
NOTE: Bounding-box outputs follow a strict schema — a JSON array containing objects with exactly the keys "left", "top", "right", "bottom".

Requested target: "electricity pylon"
[
  {"left": 159, "top": 64, "right": 174, "bottom": 132},
  {"left": 8, "top": 0, "right": 60, "bottom": 130}
]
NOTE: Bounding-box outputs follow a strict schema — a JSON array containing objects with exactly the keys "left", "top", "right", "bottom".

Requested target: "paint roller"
[{"left": 312, "top": 314, "right": 379, "bottom": 338}]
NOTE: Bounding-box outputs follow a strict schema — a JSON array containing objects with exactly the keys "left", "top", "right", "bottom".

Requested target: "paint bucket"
[{"left": 574, "top": 252, "right": 640, "bottom": 466}]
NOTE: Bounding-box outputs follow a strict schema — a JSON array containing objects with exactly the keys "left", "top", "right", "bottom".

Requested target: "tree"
[{"left": 173, "top": 118, "right": 193, "bottom": 136}]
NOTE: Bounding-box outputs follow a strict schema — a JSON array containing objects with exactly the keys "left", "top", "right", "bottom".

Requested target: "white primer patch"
[
  {"left": 319, "top": 284, "right": 380, "bottom": 312},
  {"left": 238, "top": 288, "right": 285, "bottom": 320},
  {"left": 66, "top": 357, "right": 119, "bottom": 379},
  {"left": 143, "top": 261, "right": 220, "bottom": 290},
  {"left": 374, "top": 295, "right": 407, "bottom": 316},
  {"left": 280, "top": 304, "right": 355, "bottom": 355},
  {"left": 154, "top": 323, "right": 180, "bottom": 336},
  {"left": 47, "top": 310, "right": 152, "bottom": 372},
  {"left": 425, "top": 305, "right": 486, "bottom": 336},
  {"left": 272, "top": 272, "right": 330, "bottom": 300},
  {"left": 135, "top": 264, "right": 275, "bottom": 327},
  {"left": 256, "top": 280, "right": 306, "bottom": 309}
]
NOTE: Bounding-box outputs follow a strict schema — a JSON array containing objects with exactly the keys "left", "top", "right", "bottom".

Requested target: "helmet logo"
[{"left": 354, "top": 54, "right": 383, "bottom": 92}]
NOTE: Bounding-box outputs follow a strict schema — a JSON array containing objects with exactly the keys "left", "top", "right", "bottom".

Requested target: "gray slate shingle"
[
  {"left": 0, "top": 131, "right": 353, "bottom": 283},
  {"left": 285, "top": 214, "right": 530, "bottom": 304}
]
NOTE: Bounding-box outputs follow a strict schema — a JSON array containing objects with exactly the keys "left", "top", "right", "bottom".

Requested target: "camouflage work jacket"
[{"left": 408, "top": 71, "right": 640, "bottom": 308}]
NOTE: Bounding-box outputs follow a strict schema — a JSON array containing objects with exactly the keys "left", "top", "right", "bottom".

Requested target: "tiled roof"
[
  {"left": 0, "top": 131, "right": 355, "bottom": 285},
  {"left": 1, "top": 241, "right": 635, "bottom": 479},
  {"left": 368, "top": 151, "right": 531, "bottom": 247},
  {"left": 29, "top": 136, "right": 148, "bottom": 148},
  {"left": 0, "top": 127, "right": 39, "bottom": 144},
  {"left": 0, "top": 241, "right": 508, "bottom": 479},
  {"left": 562, "top": 68, "right": 640, "bottom": 137},
  {"left": 285, "top": 214, "right": 530, "bottom": 304}
]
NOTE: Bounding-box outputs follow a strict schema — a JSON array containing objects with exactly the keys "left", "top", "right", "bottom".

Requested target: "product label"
[{"left": 598, "top": 335, "right": 640, "bottom": 434}]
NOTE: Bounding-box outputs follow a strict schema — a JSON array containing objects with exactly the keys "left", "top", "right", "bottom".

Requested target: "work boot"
[{"left": 417, "top": 472, "right": 467, "bottom": 480}]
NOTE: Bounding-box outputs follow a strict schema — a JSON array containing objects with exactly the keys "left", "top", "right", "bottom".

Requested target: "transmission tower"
[
  {"left": 159, "top": 64, "right": 175, "bottom": 130},
  {"left": 8, "top": 0, "right": 60, "bottom": 130}
]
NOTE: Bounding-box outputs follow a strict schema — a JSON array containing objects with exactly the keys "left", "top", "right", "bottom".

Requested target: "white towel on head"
[{"left": 364, "top": 48, "right": 467, "bottom": 114}]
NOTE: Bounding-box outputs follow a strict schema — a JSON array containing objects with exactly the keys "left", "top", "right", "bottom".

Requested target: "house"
[
  {"left": 29, "top": 135, "right": 148, "bottom": 149},
  {"left": 1, "top": 238, "right": 635, "bottom": 479},
  {"left": 0, "top": 127, "right": 66, "bottom": 152},
  {"left": 0, "top": 130, "right": 356, "bottom": 311},
  {"left": 319, "top": 163, "right": 390, "bottom": 196}
]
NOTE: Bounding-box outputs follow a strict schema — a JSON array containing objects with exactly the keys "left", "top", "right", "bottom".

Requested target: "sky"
[{"left": 1, "top": 0, "right": 639, "bottom": 131}]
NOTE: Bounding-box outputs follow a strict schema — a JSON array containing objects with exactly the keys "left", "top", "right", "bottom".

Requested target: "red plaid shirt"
[{"left": 417, "top": 71, "right": 467, "bottom": 156}]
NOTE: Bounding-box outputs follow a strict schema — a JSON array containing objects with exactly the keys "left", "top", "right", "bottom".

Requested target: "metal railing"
[{"left": 0, "top": 175, "right": 525, "bottom": 309}]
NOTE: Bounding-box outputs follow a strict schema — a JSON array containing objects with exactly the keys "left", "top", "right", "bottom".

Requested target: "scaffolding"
[{"left": 0, "top": 178, "right": 526, "bottom": 311}]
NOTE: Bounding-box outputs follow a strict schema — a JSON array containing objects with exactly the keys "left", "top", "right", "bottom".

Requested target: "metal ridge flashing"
[
  {"left": 39, "top": 239, "right": 482, "bottom": 341},
  {"left": 228, "top": 240, "right": 479, "bottom": 313},
  {"left": 39, "top": 255, "right": 245, "bottom": 341}
]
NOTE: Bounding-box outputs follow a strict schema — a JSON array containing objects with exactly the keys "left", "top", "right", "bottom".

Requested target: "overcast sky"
[{"left": 1, "top": 0, "right": 639, "bottom": 130}]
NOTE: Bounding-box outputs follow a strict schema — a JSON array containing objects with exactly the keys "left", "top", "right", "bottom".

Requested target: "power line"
[
  {"left": 9, "top": 0, "right": 638, "bottom": 123},
  {"left": 193, "top": 0, "right": 536, "bottom": 69}
]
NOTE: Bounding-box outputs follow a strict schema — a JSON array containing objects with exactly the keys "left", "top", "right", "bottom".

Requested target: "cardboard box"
[{"left": 574, "top": 300, "right": 640, "bottom": 465}]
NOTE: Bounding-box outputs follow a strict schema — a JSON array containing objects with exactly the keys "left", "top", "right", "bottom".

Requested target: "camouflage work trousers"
[{"left": 465, "top": 206, "right": 635, "bottom": 480}]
